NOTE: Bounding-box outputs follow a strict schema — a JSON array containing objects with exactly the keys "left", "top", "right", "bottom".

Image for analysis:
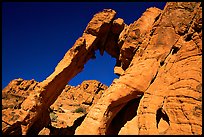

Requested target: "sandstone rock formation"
[
  {"left": 2, "top": 79, "right": 107, "bottom": 135},
  {"left": 2, "top": 2, "right": 202, "bottom": 135},
  {"left": 44, "top": 80, "right": 107, "bottom": 135},
  {"left": 76, "top": 2, "right": 202, "bottom": 135}
]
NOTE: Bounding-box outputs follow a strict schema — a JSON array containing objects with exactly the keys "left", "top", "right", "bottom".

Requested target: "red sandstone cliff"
[{"left": 2, "top": 2, "right": 202, "bottom": 135}]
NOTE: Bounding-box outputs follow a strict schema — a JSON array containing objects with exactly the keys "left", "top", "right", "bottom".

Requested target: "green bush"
[
  {"left": 50, "top": 112, "right": 58, "bottom": 122},
  {"left": 73, "top": 107, "right": 86, "bottom": 113}
]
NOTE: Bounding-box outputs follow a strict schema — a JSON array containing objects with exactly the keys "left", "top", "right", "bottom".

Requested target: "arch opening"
[{"left": 68, "top": 50, "right": 119, "bottom": 87}]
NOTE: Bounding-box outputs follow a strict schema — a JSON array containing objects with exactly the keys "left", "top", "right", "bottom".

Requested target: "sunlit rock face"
[
  {"left": 2, "top": 2, "right": 202, "bottom": 135},
  {"left": 2, "top": 79, "right": 108, "bottom": 135}
]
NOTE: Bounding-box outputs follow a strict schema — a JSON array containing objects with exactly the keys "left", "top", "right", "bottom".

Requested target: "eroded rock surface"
[
  {"left": 2, "top": 79, "right": 107, "bottom": 135},
  {"left": 2, "top": 2, "right": 202, "bottom": 135},
  {"left": 2, "top": 79, "right": 39, "bottom": 135},
  {"left": 76, "top": 2, "right": 202, "bottom": 135},
  {"left": 117, "top": 2, "right": 202, "bottom": 135},
  {"left": 46, "top": 80, "right": 108, "bottom": 135}
]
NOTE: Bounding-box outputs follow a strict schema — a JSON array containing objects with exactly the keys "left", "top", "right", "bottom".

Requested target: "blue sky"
[{"left": 2, "top": 2, "right": 166, "bottom": 89}]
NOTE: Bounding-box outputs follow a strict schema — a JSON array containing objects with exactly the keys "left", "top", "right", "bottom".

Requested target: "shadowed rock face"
[{"left": 2, "top": 2, "right": 202, "bottom": 135}]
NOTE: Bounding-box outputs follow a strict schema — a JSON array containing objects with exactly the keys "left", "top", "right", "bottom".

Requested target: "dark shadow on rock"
[
  {"left": 106, "top": 95, "right": 143, "bottom": 135},
  {"left": 48, "top": 114, "right": 87, "bottom": 135}
]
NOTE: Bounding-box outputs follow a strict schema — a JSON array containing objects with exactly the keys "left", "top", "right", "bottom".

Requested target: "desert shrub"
[
  {"left": 50, "top": 112, "right": 58, "bottom": 122},
  {"left": 73, "top": 107, "right": 86, "bottom": 113}
]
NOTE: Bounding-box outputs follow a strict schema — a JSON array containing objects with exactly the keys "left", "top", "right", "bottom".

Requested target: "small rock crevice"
[
  {"left": 150, "top": 71, "right": 158, "bottom": 84},
  {"left": 156, "top": 107, "right": 170, "bottom": 133}
]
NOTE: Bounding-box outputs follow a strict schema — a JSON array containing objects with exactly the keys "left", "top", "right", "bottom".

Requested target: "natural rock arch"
[
  {"left": 2, "top": 2, "right": 202, "bottom": 135},
  {"left": 14, "top": 7, "right": 161, "bottom": 134}
]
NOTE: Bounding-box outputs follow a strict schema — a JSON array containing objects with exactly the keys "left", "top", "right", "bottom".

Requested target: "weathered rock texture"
[
  {"left": 45, "top": 80, "right": 107, "bottom": 135},
  {"left": 2, "top": 79, "right": 107, "bottom": 135},
  {"left": 2, "top": 2, "right": 202, "bottom": 135}
]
